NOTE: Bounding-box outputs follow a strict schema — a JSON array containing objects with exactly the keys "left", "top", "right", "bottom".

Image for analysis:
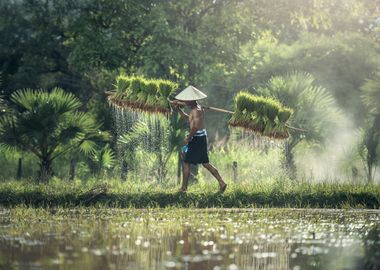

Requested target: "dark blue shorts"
[{"left": 183, "top": 135, "right": 209, "bottom": 164}]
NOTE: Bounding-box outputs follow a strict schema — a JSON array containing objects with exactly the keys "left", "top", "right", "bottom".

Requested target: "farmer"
[{"left": 170, "top": 85, "right": 227, "bottom": 193}]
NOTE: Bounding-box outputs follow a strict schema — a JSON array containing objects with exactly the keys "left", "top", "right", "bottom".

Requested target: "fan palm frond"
[
  {"left": 119, "top": 121, "right": 149, "bottom": 145},
  {"left": 11, "top": 88, "right": 81, "bottom": 114},
  {"left": 361, "top": 71, "right": 380, "bottom": 115},
  {"left": 1, "top": 88, "right": 108, "bottom": 182},
  {"left": 87, "top": 144, "right": 116, "bottom": 175}
]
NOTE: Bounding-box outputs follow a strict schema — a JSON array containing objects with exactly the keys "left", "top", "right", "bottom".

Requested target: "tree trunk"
[
  {"left": 283, "top": 141, "right": 297, "bottom": 179},
  {"left": 232, "top": 161, "right": 238, "bottom": 182},
  {"left": 177, "top": 151, "right": 182, "bottom": 184},
  {"left": 69, "top": 158, "right": 76, "bottom": 181},
  {"left": 38, "top": 157, "right": 53, "bottom": 182},
  {"left": 367, "top": 160, "right": 373, "bottom": 184}
]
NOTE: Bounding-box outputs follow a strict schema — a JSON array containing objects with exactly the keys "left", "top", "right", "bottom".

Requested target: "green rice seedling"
[
  {"left": 146, "top": 82, "right": 159, "bottom": 96},
  {"left": 265, "top": 98, "right": 280, "bottom": 121},
  {"left": 273, "top": 107, "right": 293, "bottom": 138},
  {"left": 254, "top": 97, "right": 267, "bottom": 116},
  {"left": 130, "top": 77, "right": 142, "bottom": 93},
  {"left": 254, "top": 114, "right": 267, "bottom": 133},
  {"left": 277, "top": 107, "right": 293, "bottom": 123},
  {"left": 146, "top": 94, "right": 158, "bottom": 107},
  {"left": 246, "top": 97, "right": 256, "bottom": 113},
  {"left": 114, "top": 91, "right": 125, "bottom": 100},
  {"left": 115, "top": 75, "right": 131, "bottom": 93},
  {"left": 158, "top": 80, "right": 178, "bottom": 98},
  {"left": 156, "top": 97, "right": 169, "bottom": 110},
  {"left": 229, "top": 110, "right": 243, "bottom": 124},
  {"left": 263, "top": 119, "right": 276, "bottom": 136},
  {"left": 235, "top": 91, "right": 252, "bottom": 112},
  {"left": 145, "top": 82, "right": 159, "bottom": 108},
  {"left": 136, "top": 91, "right": 147, "bottom": 104}
]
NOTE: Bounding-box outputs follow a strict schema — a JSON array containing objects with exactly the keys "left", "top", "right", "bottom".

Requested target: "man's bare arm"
[
  {"left": 170, "top": 100, "right": 189, "bottom": 122},
  {"left": 177, "top": 108, "right": 189, "bottom": 122}
]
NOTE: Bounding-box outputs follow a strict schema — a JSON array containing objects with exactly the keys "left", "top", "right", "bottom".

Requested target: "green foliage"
[
  {"left": 0, "top": 88, "right": 109, "bottom": 182},
  {"left": 0, "top": 0, "right": 379, "bottom": 184},
  {"left": 251, "top": 33, "right": 380, "bottom": 123}
]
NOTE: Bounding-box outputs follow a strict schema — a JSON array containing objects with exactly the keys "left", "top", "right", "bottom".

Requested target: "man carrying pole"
[{"left": 170, "top": 85, "right": 227, "bottom": 193}]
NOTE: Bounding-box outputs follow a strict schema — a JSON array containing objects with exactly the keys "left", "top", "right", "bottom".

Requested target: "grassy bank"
[{"left": 0, "top": 178, "right": 379, "bottom": 208}]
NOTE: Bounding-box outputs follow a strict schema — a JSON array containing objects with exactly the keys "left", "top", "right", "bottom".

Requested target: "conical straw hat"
[{"left": 175, "top": 85, "right": 207, "bottom": 101}]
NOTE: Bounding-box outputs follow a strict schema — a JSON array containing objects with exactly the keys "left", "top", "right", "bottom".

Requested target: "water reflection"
[{"left": 0, "top": 208, "right": 379, "bottom": 270}]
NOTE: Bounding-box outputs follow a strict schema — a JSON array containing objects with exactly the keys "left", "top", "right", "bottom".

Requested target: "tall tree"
[
  {"left": 360, "top": 71, "right": 380, "bottom": 183},
  {"left": 257, "top": 72, "right": 341, "bottom": 178}
]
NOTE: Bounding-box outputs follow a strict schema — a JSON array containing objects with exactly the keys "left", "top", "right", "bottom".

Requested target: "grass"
[{"left": 0, "top": 178, "right": 379, "bottom": 209}]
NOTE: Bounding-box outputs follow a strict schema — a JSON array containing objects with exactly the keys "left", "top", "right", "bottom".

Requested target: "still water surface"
[{"left": 0, "top": 208, "right": 379, "bottom": 270}]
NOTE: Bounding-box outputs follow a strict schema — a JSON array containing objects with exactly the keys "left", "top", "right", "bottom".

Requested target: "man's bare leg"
[
  {"left": 202, "top": 163, "right": 227, "bottom": 191},
  {"left": 180, "top": 162, "right": 191, "bottom": 192}
]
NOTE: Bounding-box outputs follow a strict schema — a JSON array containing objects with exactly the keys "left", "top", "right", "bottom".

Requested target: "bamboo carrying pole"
[
  {"left": 105, "top": 91, "right": 306, "bottom": 133},
  {"left": 203, "top": 106, "right": 234, "bottom": 114},
  {"left": 203, "top": 106, "right": 306, "bottom": 133}
]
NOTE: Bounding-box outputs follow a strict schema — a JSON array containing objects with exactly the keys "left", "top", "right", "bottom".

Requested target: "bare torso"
[{"left": 189, "top": 105, "right": 205, "bottom": 131}]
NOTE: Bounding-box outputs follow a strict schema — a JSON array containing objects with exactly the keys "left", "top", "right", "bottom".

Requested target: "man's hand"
[
  {"left": 170, "top": 100, "right": 186, "bottom": 106},
  {"left": 169, "top": 100, "right": 179, "bottom": 111},
  {"left": 183, "top": 137, "right": 191, "bottom": 145}
]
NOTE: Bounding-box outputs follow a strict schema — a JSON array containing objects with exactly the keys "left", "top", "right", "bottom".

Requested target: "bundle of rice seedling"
[
  {"left": 262, "top": 97, "right": 281, "bottom": 136},
  {"left": 107, "top": 75, "right": 178, "bottom": 116},
  {"left": 229, "top": 91, "right": 293, "bottom": 139},
  {"left": 136, "top": 79, "right": 148, "bottom": 104},
  {"left": 274, "top": 107, "right": 293, "bottom": 139},
  {"left": 265, "top": 98, "right": 281, "bottom": 121},
  {"left": 113, "top": 76, "right": 131, "bottom": 99},
  {"left": 158, "top": 80, "right": 177, "bottom": 97},
  {"left": 234, "top": 91, "right": 255, "bottom": 112},
  {"left": 145, "top": 82, "right": 159, "bottom": 107}
]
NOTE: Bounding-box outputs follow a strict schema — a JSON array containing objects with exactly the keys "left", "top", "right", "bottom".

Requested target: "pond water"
[{"left": 0, "top": 208, "right": 379, "bottom": 270}]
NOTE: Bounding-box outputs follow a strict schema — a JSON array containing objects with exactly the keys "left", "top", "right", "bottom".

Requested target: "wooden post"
[
  {"left": 232, "top": 161, "right": 238, "bottom": 182},
  {"left": 69, "top": 158, "right": 76, "bottom": 181},
  {"left": 121, "top": 160, "right": 128, "bottom": 182},
  {"left": 16, "top": 157, "right": 23, "bottom": 180}
]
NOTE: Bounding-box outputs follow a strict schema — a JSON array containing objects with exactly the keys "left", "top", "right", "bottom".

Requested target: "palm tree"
[
  {"left": 360, "top": 71, "right": 380, "bottom": 183},
  {"left": 0, "top": 96, "right": 6, "bottom": 115},
  {"left": 119, "top": 113, "right": 186, "bottom": 183},
  {"left": 0, "top": 88, "right": 109, "bottom": 182},
  {"left": 257, "top": 72, "right": 341, "bottom": 178},
  {"left": 86, "top": 144, "right": 116, "bottom": 178}
]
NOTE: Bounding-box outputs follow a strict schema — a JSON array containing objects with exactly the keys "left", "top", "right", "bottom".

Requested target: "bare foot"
[
  {"left": 178, "top": 188, "right": 187, "bottom": 194},
  {"left": 219, "top": 183, "right": 227, "bottom": 193}
]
